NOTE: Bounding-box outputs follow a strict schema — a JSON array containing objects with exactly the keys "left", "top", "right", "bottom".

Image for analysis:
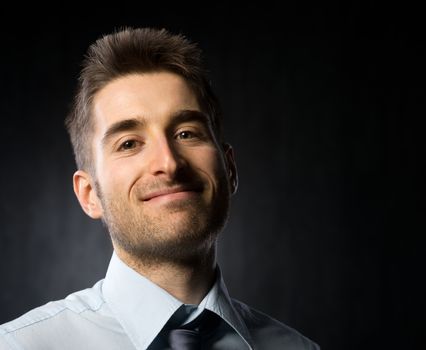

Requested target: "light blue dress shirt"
[{"left": 0, "top": 253, "right": 319, "bottom": 349}]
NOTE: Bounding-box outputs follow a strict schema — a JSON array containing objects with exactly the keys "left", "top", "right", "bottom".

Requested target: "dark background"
[{"left": 0, "top": 4, "right": 424, "bottom": 349}]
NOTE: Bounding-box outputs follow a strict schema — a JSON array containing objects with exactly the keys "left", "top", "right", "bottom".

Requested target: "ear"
[
  {"left": 73, "top": 170, "right": 103, "bottom": 219},
  {"left": 223, "top": 143, "right": 238, "bottom": 195}
]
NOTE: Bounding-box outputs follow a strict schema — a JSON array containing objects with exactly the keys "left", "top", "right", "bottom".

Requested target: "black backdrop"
[{"left": 0, "top": 4, "right": 424, "bottom": 349}]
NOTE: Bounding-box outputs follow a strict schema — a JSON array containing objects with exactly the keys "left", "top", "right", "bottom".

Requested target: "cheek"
[
  {"left": 97, "top": 160, "right": 138, "bottom": 197},
  {"left": 189, "top": 147, "right": 227, "bottom": 183}
]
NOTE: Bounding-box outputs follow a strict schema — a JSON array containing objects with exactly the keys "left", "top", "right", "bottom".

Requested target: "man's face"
[{"left": 78, "top": 72, "right": 236, "bottom": 263}]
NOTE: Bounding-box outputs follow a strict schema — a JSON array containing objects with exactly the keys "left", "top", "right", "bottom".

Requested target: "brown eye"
[
  {"left": 120, "top": 140, "right": 137, "bottom": 150},
  {"left": 177, "top": 131, "right": 194, "bottom": 139}
]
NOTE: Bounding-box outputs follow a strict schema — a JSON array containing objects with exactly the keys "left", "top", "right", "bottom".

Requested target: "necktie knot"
[
  {"left": 167, "top": 310, "right": 221, "bottom": 350},
  {"left": 168, "top": 328, "right": 200, "bottom": 349}
]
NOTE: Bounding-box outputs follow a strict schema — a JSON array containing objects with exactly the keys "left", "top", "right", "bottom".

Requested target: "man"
[{"left": 0, "top": 27, "right": 319, "bottom": 349}]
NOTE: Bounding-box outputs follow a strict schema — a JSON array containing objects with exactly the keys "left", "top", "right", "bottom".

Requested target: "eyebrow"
[
  {"left": 170, "top": 110, "right": 211, "bottom": 128},
  {"left": 100, "top": 110, "right": 211, "bottom": 147},
  {"left": 101, "top": 118, "right": 146, "bottom": 147}
]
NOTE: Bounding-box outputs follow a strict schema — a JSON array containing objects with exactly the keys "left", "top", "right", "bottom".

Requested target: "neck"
[{"left": 114, "top": 243, "right": 217, "bottom": 305}]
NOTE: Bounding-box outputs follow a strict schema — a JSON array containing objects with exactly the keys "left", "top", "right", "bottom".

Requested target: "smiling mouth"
[{"left": 142, "top": 186, "right": 203, "bottom": 202}]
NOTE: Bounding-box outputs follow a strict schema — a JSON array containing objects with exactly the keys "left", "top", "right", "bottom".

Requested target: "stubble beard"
[{"left": 96, "top": 179, "right": 230, "bottom": 266}]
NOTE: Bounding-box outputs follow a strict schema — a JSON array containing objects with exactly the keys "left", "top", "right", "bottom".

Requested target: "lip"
[{"left": 142, "top": 186, "right": 202, "bottom": 201}]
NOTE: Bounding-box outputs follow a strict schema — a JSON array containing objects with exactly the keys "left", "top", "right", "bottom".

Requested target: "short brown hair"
[{"left": 65, "top": 27, "right": 222, "bottom": 172}]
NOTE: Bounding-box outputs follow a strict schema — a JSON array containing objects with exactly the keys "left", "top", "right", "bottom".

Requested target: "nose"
[{"left": 146, "top": 135, "right": 185, "bottom": 178}]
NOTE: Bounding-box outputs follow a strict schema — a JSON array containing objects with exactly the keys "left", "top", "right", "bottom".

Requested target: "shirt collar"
[
  {"left": 203, "top": 270, "right": 254, "bottom": 349},
  {"left": 102, "top": 252, "right": 254, "bottom": 350}
]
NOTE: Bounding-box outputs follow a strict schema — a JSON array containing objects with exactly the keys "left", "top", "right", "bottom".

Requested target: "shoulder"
[
  {"left": 0, "top": 280, "right": 108, "bottom": 349},
  {"left": 231, "top": 298, "right": 320, "bottom": 350}
]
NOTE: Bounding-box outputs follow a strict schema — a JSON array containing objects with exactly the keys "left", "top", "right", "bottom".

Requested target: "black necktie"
[
  {"left": 168, "top": 310, "right": 221, "bottom": 350},
  {"left": 168, "top": 328, "right": 200, "bottom": 349}
]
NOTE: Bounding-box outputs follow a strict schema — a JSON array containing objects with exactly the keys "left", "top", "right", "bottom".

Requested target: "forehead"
[{"left": 91, "top": 72, "right": 200, "bottom": 134}]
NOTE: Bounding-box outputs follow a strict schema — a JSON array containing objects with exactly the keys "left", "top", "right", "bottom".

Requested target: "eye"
[
  {"left": 176, "top": 131, "right": 196, "bottom": 140},
  {"left": 118, "top": 139, "right": 139, "bottom": 151}
]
